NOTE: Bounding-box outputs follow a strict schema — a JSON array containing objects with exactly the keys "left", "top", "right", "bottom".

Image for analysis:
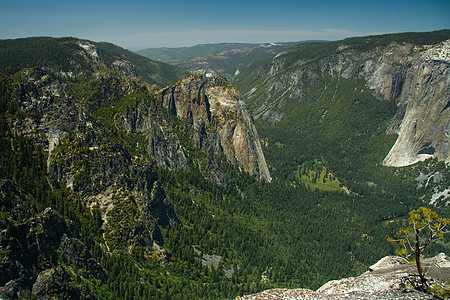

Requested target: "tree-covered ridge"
[
  {"left": 276, "top": 29, "right": 450, "bottom": 65},
  {"left": 0, "top": 37, "right": 84, "bottom": 75},
  {"left": 95, "top": 41, "right": 190, "bottom": 87},
  {"left": 0, "top": 37, "right": 189, "bottom": 87}
]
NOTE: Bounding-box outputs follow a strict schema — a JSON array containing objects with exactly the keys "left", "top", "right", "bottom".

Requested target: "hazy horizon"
[{"left": 1, "top": 0, "right": 449, "bottom": 49}]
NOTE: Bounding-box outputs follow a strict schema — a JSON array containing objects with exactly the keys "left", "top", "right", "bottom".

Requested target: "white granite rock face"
[
  {"left": 236, "top": 254, "right": 450, "bottom": 300},
  {"left": 383, "top": 40, "right": 450, "bottom": 167},
  {"left": 160, "top": 74, "right": 272, "bottom": 182}
]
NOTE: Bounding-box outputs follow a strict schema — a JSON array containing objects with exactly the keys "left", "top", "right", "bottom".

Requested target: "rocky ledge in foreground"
[{"left": 236, "top": 254, "right": 450, "bottom": 299}]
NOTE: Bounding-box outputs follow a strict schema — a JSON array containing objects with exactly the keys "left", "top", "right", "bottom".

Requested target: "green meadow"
[{"left": 292, "top": 160, "right": 346, "bottom": 193}]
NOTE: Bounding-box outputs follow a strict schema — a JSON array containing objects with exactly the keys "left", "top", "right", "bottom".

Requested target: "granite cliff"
[
  {"left": 235, "top": 31, "right": 450, "bottom": 168},
  {"left": 382, "top": 40, "right": 450, "bottom": 166},
  {"left": 117, "top": 71, "right": 272, "bottom": 183},
  {"left": 5, "top": 57, "right": 271, "bottom": 254},
  {"left": 159, "top": 73, "right": 271, "bottom": 182}
]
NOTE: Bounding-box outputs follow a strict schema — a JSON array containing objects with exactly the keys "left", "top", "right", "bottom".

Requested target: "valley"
[{"left": 0, "top": 31, "right": 449, "bottom": 299}]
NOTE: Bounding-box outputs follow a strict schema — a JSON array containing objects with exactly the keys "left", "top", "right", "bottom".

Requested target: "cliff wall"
[
  {"left": 159, "top": 73, "right": 271, "bottom": 182},
  {"left": 237, "top": 37, "right": 450, "bottom": 167}
]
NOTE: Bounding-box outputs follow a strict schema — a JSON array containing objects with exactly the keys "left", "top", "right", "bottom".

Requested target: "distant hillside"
[
  {"left": 0, "top": 37, "right": 189, "bottom": 87},
  {"left": 234, "top": 29, "right": 450, "bottom": 206},
  {"left": 137, "top": 43, "right": 257, "bottom": 62},
  {"left": 137, "top": 42, "right": 302, "bottom": 80}
]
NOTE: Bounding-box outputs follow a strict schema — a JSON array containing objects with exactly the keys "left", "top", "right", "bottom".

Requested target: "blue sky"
[{"left": 1, "top": 0, "right": 449, "bottom": 49}]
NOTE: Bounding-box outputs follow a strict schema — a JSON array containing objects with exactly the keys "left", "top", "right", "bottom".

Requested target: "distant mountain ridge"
[
  {"left": 137, "top": 43, "right": 259, "bottom": 62},
  {"left": 0, "top": 37, "right": 189, "bottom": 87},
  {"left": 137, "top": 41, "right": 304, "bottom": 80}
]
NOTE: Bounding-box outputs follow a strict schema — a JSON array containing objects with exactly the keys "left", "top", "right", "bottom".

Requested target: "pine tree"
[{"left": 389, "top": 207, "right": 450, "bottom": 292}]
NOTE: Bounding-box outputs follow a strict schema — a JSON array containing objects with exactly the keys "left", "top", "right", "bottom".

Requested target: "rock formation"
[
  {"left": 6, "top": 60, "right": 271, "bottom": 255},
  {"left": 236, "top": 254, "right": 450, "bottom": 299},
  {"left": 0, "top": 208, "right": 105, "bottom": 299},
  {"left": 10, "top": 68, "right": 179, "bottom": 254},
  {"left": 383, "top": 40, "right": 450, "bottom": 166},
  {"left": 159, "top": 73, "right": 272, "bottom": 182}
]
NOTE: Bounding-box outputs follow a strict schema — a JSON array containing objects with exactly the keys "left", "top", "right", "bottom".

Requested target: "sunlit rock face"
[
  {"left": 160, "top": 73, "right": 272, "bottom": 182},
  {"left": 383, "top": 40, "right": 450, "bottom": 167},
  {"left": 236, "top": 254, "right": 449, "bottom": 300}
]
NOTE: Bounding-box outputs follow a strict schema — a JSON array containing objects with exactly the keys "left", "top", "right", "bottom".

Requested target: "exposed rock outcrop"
[
  {"left": 31, "top": 266, "right": 97, "bottom": 300},
  {"left": 8, "top": 65, "right": 272, "bottom": 255},
  {"left": 11, "top": 68, "right": 179, "bottom": 254},
  {"left": 119, "top": 97, "right": 188, "bottom": 171},
  {"left": 117, "top": 72, "right": 272, "bottom": 183},
  {"left": 236, "top": 254, "right": 450, "bottom": 299},
  {"left": 383, "top": 40, "right": 450, "bottom": 166},
  {"left": 0, "top": 208, "right": 105, "bottom": 299},
  {"left": 159, "top": 73, "right": 272, "bottom": 182}
]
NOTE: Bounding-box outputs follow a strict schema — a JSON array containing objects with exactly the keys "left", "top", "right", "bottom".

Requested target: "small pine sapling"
[{"left": 388, "top": 207, "right": 450, "bottom": 292}]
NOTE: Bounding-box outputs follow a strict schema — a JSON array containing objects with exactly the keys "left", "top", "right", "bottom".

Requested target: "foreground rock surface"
[{"left": 236, "top": 254, "right": 450, "bottom": 299}]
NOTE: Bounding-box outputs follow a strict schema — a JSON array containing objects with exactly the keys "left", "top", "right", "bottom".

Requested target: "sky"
[{"left": 1, "top": 0, "right": 449, "bottom": 50}]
